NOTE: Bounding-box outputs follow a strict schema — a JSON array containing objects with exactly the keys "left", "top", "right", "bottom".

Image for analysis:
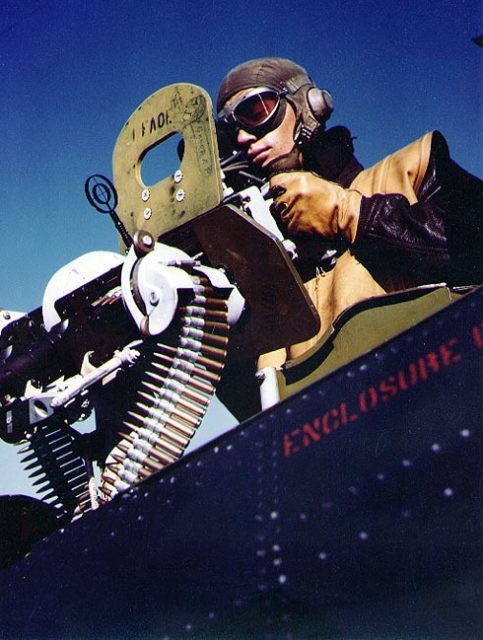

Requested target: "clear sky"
[{"left": 0, "top": 0, "right": 481, "bottom": 496}]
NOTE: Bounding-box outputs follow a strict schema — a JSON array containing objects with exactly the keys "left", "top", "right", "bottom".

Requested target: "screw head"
[
  {"left": 143, "top": 207, "right": 152, "bottom": 220},
  {"left": 141, "top": 188, "right": 150, "bottom": 202},
  {"left": 175, "top": 189, "right": 185, "bottom": 202},
  {"left": 149, "top": 290, "right": 159, "bottom": 305},
  {"left": 174, "top": 170, "right": 183, "bottom": 183}
]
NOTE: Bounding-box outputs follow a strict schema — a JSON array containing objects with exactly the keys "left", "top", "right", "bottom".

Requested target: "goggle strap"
[{"left": 284, "top": 73, "right": 313, "bottom": 94}]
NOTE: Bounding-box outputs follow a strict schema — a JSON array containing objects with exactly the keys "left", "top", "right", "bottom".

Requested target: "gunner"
[{"left": 216, "top": 57, "right": 482, "bottom": 364}]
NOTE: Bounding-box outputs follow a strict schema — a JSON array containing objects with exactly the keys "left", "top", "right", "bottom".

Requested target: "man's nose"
[{"left": 237, "top": 128, "right": 257, "bottom": 146}]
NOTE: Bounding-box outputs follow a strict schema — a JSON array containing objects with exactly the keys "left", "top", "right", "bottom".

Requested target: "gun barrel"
[{"left": 0, "top": 334, "right": 63, "bottom": 398}]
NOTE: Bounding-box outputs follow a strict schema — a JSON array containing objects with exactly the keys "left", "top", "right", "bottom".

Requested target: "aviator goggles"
[{"left": 218, "top": 87, "right": 288, "bottom": 137}]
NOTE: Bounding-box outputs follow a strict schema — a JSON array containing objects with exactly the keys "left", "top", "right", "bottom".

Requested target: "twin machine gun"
[{"left": 0, "top": 84, "right": 319, "bottom": 523}]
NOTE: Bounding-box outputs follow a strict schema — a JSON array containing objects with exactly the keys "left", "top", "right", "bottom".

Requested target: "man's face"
[{"left": 223, "top": 89, "right": 298, "bottom": 173}]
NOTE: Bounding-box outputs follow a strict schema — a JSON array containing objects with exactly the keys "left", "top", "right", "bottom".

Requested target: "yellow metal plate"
[
  {"left": 278, "top": 285, "right": 471, "bottom": 398},
  {"left": 112, "top": 84, "right": 223, "bottom": 249}
]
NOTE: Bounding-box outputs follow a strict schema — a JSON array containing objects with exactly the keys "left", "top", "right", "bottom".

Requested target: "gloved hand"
[{"left": 269, "top": 172, "right": 362, "bottom": 243}]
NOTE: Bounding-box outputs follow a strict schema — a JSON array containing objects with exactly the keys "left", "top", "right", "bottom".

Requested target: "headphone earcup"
[{"left": 306, "top": 87, "right": 334, "bottom": 123}]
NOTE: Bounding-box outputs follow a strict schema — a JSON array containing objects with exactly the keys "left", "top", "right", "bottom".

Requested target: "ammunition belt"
[
  {"left": 100, "top": 267, "right": 230, "bottom": 499},
  {"left": 17, "top": 422, "right": 92, "bottom": 521}
]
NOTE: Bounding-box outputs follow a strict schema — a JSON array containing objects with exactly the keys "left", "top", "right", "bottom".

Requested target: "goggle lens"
[{"left": 234, "top": 91, "right": 280, "bottom": 128}]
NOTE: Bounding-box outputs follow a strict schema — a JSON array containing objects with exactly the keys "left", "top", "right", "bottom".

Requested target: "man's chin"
[
  {"left": 265, "top": 146, "right": 302, "bottom": 175},
  {"left": 247, "top": 158, "right": 270, "bottom": 179}
]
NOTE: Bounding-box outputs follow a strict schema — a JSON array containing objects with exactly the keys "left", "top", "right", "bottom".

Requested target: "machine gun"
[
  {"left": 0, "top": 232, "right": 245, "bottom": 514},
  {"left": 0, "top": 83, "right": 319, "bottom": 523}
]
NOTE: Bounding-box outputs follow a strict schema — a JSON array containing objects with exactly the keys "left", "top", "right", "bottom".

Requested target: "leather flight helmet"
[{"left": 217, "top": 57, "right": 334, "bottom": 148}]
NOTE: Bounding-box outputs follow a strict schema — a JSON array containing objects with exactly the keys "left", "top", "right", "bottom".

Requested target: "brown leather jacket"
[
  {"left": 353, "top": 130, "right": 482, "bottom": 287},
  {"left": 262, "top": 129, "right": 482, "bottom": 364}
]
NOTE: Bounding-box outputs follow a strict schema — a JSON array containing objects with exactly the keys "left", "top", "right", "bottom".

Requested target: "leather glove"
[{"left": 270, "top": 172, "right": 362, "bottom": 243}]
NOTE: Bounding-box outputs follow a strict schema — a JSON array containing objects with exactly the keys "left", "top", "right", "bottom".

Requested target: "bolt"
[
  {"left": 141, "top": 188, "right": 150, "bottom": 202},
  {"left": 174, "top": 170, "right": 183, "bottom": 183},
  {"left": 143, "top": 207, "right": 152, "bottom": 220},
  {"left": 133, "top": 231, "right": 154, "bottom": 256},
  {"left": 175, "top": 189, "right": 185, "bottom": 202}
]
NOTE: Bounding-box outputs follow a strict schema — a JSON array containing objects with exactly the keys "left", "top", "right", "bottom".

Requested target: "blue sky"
[{"left": 0, "top": 0, "right": 481, "bottom": 496}]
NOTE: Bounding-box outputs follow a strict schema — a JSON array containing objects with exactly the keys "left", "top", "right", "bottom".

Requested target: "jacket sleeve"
[{"left": 352, "top": 132, "right": 483, "bottom": 286}]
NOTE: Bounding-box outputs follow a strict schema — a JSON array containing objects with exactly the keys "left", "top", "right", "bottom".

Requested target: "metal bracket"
[{"left": 112, "top": 83, "right": 223, "bottom": 249}]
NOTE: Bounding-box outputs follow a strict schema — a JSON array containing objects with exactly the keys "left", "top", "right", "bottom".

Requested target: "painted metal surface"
[
  {"left": 112, "top": 83, "right": 223, "bottom": 248},
  {"left": 0, "top": 287, "right": 481, "bottom": 639}
]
